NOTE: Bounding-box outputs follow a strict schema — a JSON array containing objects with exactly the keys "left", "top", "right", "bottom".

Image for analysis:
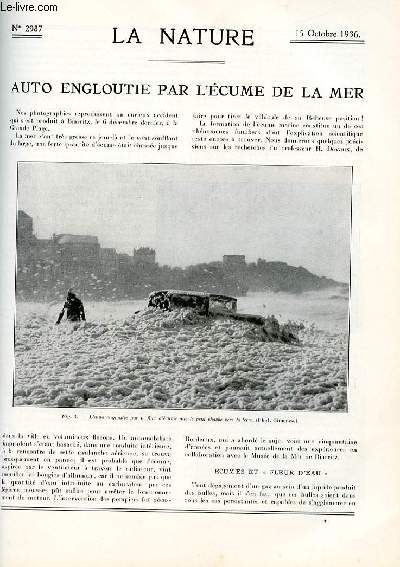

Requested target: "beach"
[{"left": 14, "top": 289, "right": 348, "bottom": 411}]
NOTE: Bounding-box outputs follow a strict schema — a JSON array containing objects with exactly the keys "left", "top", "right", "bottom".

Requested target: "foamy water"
[
  {"left": 14, "top": 290, "right": 348, "bottom": 411},
  {"left": 239, "top": 289, "right": 348, "bottom": 332}
]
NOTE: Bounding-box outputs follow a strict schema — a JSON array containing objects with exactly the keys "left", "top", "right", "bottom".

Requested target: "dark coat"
[{"left": 56, "top": 295, "right": 85, "bottom": 323}]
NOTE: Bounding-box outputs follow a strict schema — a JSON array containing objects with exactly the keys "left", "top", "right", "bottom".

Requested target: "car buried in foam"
[{"left": 147, "top": 289, "right": 300, "bottom": 343}]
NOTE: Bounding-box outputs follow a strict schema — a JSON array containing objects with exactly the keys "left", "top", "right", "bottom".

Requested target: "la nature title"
[{"left": 112, "top": 27, "right": 255, "bottom": 46}]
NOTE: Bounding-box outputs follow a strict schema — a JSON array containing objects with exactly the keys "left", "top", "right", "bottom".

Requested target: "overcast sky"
[{"left": 18, "top": 163, "right": 352, "bottom": 281}]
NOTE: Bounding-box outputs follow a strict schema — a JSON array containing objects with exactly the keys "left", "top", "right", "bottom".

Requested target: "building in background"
[
  {"left": 100, "top": 247, "right": 118, "bottom": 274},
  {"left": 53, "top": 234, "right": 100, "bottom": 270},
  {"left": 223, "top": 255, "right": 246, "bottom": 271},
  {"left": 133, "top": 247, "right": 156, "bottom": 267},
  {"left": 17, "top": 210, "right": 34, "bottom": 243}
]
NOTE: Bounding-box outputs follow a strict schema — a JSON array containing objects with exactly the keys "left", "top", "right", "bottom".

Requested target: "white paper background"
[{"left": 0, "top": 1, "right": 399, "bottom": 565}]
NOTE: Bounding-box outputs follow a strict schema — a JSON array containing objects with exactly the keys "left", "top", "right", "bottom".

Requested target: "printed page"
[{"left": 0, "top": 1, "right": 399, "bottom": 566}]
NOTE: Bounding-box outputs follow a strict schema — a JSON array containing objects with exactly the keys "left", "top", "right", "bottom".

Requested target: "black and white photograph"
[{"left": 14, "top": 162, "right": 351, "bottom": 411}]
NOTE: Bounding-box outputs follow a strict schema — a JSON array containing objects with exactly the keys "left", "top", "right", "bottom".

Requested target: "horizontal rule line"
[
  {"left": 1, "top": 505, "right": 355, "bottom": 516},
  {"left": 12, "top": 35, "right": 43, "bottom": 38},
  {"left": 148, "top": 59, "right": 226, "bottom": 64},
  {"left": 290, "top": 39, "right": 364, "bottom": 44}
]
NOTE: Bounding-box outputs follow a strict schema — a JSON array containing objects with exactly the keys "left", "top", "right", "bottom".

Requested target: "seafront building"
[
  {"left": 17, "top": 209, "right": 338, "bottom": 301},
  {"left": 16, "top": 210, "right": 248, "bottom": 300}
]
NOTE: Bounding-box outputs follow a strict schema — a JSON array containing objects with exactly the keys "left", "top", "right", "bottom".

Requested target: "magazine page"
[{"left": 0, "top": 1, "right": 399, "bottom": 565}]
